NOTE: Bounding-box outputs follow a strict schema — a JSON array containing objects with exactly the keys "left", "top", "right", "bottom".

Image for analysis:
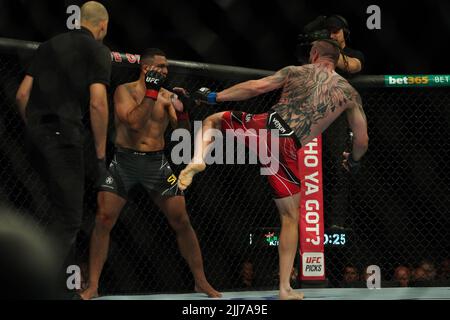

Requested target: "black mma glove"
[
  {"left": 145, "top": 70, "right": 166, "bottom": 100},
  {"left": 193, "top": 87, "right": 218, "bottom": 105}
]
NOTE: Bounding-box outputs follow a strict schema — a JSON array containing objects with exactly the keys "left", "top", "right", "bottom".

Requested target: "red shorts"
[{"left": 221, "top": 111, "right": 301, "bottom": 199}]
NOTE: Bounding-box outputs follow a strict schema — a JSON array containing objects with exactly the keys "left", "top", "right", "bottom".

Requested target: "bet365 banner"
[
  {"left": 298, "top": 136, "right": 325, "bottom": 281},
  {"left": 385, "top": 75, "right": 450, "bottom": 87}
]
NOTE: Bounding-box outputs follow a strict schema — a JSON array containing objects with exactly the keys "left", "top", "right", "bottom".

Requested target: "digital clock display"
[
  {"left": 324, "top": 233, "right": 346, "bottom": 246},
  {"left": 249, "top": 228, "right": 348, "bottom": 247}
]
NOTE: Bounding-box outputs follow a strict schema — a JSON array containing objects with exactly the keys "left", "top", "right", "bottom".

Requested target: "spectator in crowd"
[
  {"left": 239, "top": 260, "right": 255, "bottom": 289},
  {"left": 411, "top": 267, "right": 427, "bottom": 287},
  {"left": 412, "top": 267, "right": 427, "bottom": 281},
  {"left": 341, "top": 265, "right": 362, "bottom": 287},
  {"left": 419, "top": 260, "right": 437, "bottom": 281},
  {"left": 438, "top": 258, "right": 450, "bottom": 281},
  {"left": 361, "top": 268, "right": 371, "bottom": 283},
  {"left": 393, "top": 266, "right": 411, "bottom": 287}
]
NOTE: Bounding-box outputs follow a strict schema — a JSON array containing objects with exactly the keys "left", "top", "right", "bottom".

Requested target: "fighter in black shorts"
[
  {"left": 81, "top": 48, "right": 221, "bottom": 299},
  {"left": 100, "top": 148, "right": 180, "bottom": 199}
]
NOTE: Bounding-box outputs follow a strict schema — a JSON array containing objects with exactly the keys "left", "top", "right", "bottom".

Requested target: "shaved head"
[
  {"left": 81, "top": 1, "right": 109, "bottom": 26},
  {"left": 80, "top": 1, "right": 109, "bottom": 41},
  {"left": 310, "top": 40, "right": 340, "bottom": 64}
]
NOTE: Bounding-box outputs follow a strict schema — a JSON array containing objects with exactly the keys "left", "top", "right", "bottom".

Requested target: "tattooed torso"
[{"left": 271, "top": 64, "right": 360, "bottom": 146}]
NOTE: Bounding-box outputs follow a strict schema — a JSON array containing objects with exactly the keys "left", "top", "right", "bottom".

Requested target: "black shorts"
[{"left": 99, "top": 147, "right": 183, "bottom": 199}]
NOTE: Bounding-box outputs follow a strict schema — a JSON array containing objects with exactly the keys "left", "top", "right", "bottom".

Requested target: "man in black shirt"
[
  {"left": 322, "top": 15, "right": 365, "bottom": 230},
  {"left": 15, "top": 1, "right": 111, "bottom": 288},
  {"left": 326, "top": 15, "right": 365, "bottom": 76}
]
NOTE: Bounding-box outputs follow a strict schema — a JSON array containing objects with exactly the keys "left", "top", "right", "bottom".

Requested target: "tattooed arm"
[
  {"left": 216, "top": 66, "right": 295, "bottom": 102},
  {"left": 346, "top": 91, "right": 369, "bottom": 161}
]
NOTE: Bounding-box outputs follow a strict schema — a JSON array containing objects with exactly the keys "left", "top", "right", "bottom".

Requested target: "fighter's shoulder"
[
  {"left": 276, "top": 65, "right": 312, "bottom": 80},
  {"left": 344, "top": 82, "right": 361, "bottom": 103},
  {"left": 332, "top": 71, "right": 349, "bottom": 83},
  {"left": 334, "top": 73, "right": 356, "bottom": 91},
  {"left": 115, "top": 81, "right": 137, "bottom": 100},
  {"left": 116, "top": 81, "right": 131, "bottom": 92},
  {"left": 288, "top": 64, "right": 313, "bottom": 74},
  {"left": 343, "top": 84, "right": 362, "bottom": 106},
  {"left": 332, "top": 74, "right": 362, "bottom": 105}
]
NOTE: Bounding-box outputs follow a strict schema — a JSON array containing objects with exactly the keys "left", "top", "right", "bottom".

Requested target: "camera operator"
[
  {"left": 326, "top": 16, "right": 364, "bottom": 231},
  {"left": 297, "top": 15, "right": 366, "bottom": 231},
  {"left": 325, "top": 15, "right": 364, "bottom": 77},
  {"left": 323, "top": 15, "right": 365, "bottom": 231}
]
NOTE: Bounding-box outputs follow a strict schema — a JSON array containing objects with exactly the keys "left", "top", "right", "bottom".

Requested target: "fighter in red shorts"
[
  {"left": 220, "top": 110, "right": 302, "bottom": 199},
  {"left": 178, "top": 40, "right": 369, "bottom": 300}
]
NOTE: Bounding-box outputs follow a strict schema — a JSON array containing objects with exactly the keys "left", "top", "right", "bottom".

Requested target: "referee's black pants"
[
  {"left": 27, "top": 125, "right": 84, "bottom": 270},
  {"left": 322, "top": 115, "right": 351, "bottom": 228}
]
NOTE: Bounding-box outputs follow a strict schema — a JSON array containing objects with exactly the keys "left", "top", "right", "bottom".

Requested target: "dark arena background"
[{"left": 0, "top": 0, "right": 449, "bottom": 302}]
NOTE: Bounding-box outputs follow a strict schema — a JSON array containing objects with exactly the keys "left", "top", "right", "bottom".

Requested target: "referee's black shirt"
[{"left": 26, "top": 27, "right": 111, "bottom": 138}]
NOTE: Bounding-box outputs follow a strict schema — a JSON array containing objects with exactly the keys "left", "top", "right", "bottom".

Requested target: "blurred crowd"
[
  {"left": 343, "top": 259, "right": 450, "bottom": 288},
  {"left": 234, "top": 258, "right": 450, "bottom": 290}
]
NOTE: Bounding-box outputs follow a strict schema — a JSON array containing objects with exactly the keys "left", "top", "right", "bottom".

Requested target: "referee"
[
  {"left": 15, "top": 1, "right": 111, "bottom": 295},
  {"left": 323, "top": 15, "right": 365, "bottom": 231}
]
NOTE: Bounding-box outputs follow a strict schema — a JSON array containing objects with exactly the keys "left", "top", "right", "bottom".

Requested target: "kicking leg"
[
  {"left": 80, "top": 192, "right": 126, "bottom": 300},
  {"left": 178, "top": 112, "right": 225, "bottom": 190},
  {"left": 152, "top": 193, "right": 222, "bottom": 298},
  {"left": 274, "top": 193, "right": 304, "bottom": 300}
]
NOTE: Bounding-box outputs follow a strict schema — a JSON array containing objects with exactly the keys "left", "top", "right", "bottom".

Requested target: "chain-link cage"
[{"left": 1, "top": 40, "right": 449, "bottom": 296}]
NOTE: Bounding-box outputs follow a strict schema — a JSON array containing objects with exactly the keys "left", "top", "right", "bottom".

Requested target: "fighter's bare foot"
[
  {"left": 195, "top": 282, "right": 222, "bottom": 298},
  {"left": 178, "top": 163, "right": 206, "bottom": 191},
  {"left": 80, "top": 287, "right": 99, "bottom": 300},
  {"left": 279, "top": 288, "right": 304, "bottom": 300}
]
